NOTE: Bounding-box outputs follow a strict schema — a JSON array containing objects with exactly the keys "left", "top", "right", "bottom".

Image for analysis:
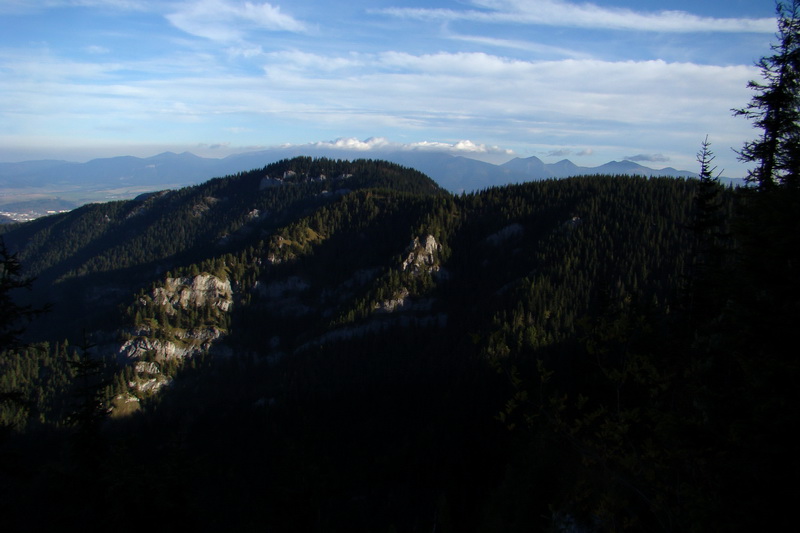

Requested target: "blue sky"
[{"left": 0, "top": 0, "right": 779, "bottom": 177}]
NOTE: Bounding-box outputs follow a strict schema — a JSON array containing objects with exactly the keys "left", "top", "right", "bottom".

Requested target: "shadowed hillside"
[{"left": 0, "top": 155, "right": 795, "bottom": 532}]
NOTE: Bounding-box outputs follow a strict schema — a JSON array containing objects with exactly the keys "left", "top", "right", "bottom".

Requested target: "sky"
[{"left": 0, "top": 0, "right": 781, "bottom": 177}]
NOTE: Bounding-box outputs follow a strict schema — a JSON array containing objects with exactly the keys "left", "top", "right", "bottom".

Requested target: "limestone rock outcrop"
[
  {"left": 402, "top": 235, "right": 441, "bottom": 274},
  {"left": 150, "top": 274, "right": 233, "bottom": 313}
]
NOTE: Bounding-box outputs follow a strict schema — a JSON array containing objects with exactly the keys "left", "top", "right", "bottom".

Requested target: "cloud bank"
[
  {"left": 380, "top": 0, "right": 775, "bottom": 33},
  {"left": 301, "top": 137, "right": 514, "bottom": 157}
]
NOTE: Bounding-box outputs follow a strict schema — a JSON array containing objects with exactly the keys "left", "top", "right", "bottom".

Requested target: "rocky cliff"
[
  {"left": 109, "top": 273, "right": 234, "bottom": 412},
  {"left": 149, "top": 274, "right": 233, "bottom": 313}
]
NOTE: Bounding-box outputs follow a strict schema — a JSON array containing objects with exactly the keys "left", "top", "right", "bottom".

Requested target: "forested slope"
[{"left": 0, "top": 155, "right": 793, "bottom": 532}]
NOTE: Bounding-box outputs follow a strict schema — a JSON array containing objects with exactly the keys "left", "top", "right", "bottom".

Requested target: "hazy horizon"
[{"left": 1, "top": 1, "right": 777, "bottom": 178}]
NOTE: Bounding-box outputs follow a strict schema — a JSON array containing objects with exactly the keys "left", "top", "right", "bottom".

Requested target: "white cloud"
[
  {"left": 282, "top": 138, "right": 514, "bottom": 157},
  {"left": 166, "top": 0, "right": 306, "bottom": 42},
  {"left": 309, "top": 137, "right": 393, "bottom": 151},
  {"left": 445, "top": 31, "right": 592, "bottom": 59},
  {"left": 408, "top": 139, "right": 513, "bottom": 155},
  {"left": 3, "top": 46, "right": 757, "bottom": 136},
  {"left": 380, "top": 0, "right": 776, "bottom": 33},
  {"left": 624, "top": 153, "right": 670, "bottom": 163},
  {"left": 265, "top": 50, "right": 364, "bottom": 73},
  {"left": 377, "top": 51, "right": 531, "bottom": 76},
  {"left": 256, "top": 50, "right": 752, "bottom": 127},
  {"left": 239, "top": 1, "right": 304, "bottom": 30}
]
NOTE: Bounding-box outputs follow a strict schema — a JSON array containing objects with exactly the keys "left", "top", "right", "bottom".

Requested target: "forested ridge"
[
  {"left": 2, "top": 3, "right": 800, "bottom": 530},
  {"left": 0, "top": 163, "right": 756, "bottom": 532}
]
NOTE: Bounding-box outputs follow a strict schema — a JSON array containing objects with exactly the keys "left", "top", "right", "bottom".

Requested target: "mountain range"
[{"left": 0, "top": 148, "right": 709, "bottom": 215}]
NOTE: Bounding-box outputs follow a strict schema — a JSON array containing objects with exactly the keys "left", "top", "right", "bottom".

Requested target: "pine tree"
[
  {"left": 732, "top": 0, "right": 800, "bottom": 322},
  {"left": 692, "top": 136, "right": 725, "bottom": 238},
  {"left": 688, "top": 136, "right": 730, "bottom": 322},
  {"left": 734, "top": 0, "right": 800, "bottom": 189},
  {"left": 717, "top": 4, "right": 800, "bottom": 527}
]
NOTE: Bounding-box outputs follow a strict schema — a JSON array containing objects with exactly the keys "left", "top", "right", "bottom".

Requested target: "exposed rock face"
[
  {"left": 375, "top": 287, "right": 411, "bottom": 313},
  {"left": 110, "top": 322, "right": 228, "bottom": 415},
  {"left": 118, "top": 336, "right": 173, "bottom": 361},
  {"left": 150, "top": 274, "right": 233, "bottom": 313},
  {"left": 135, "top": 361, "right": 161, "bottom": 374},
  {"left": 129, "top": 375, "right": 170, "bottom": 395},
  {"left": 371, "top": 235, "right": 445, "bottom": 315},
  {"left": 118, "top": 326, "right": 226, "bottom": 362},
  {"left": 402, "top": 235, "right": 441, "bottom": 273},
  {"left": 113, "top": 273, "right": 234, "bottom": 410},
  {"left": 191, "top": 196, "right": 219, "bottom": 218},
  {"left": 125, "top": 361, "right": 171, "bottom": 395}
]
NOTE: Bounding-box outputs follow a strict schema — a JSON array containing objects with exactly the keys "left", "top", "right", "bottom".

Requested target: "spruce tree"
[
  {"left": 732, "top": 0, "right": 800, "bottom": 324},
  {"left": 734, "top": 0, "right": 800, "bottom": 189},
  {"left": 722, "top": 3, "right": 800, "bottom": 528},
  {"left": 688, "top": 136, "right": 730, "bottom": 322}
]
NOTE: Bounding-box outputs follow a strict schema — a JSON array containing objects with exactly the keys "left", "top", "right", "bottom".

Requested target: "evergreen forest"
[{"left": 1, "top": 3, "right": 799, "bottom": 531}]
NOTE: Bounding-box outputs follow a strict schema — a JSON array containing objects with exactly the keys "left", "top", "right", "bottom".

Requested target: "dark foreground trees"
[
  {"left": 0, "top": 238, "right": 40, "bottom": 351},
  {"left": 733, "top": 0, "right": 800, "bottom": 313},
  {"left": 487, "top": 4, "right": 800, "bottom": 531},
  {"left": 1, "top": 238, "right": 44, "bottom": 435},
  {"left": 724, "top": 4, "right": 800, "bottom": 527}
]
